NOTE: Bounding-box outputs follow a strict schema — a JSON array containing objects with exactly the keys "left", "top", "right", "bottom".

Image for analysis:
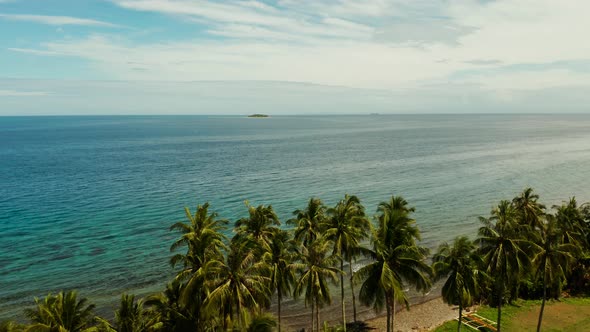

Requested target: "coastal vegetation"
[{"left": 3, "top": 188, "right": 590, "bottom": 332}]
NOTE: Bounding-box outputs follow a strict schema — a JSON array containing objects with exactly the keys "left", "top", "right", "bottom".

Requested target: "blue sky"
[{"left": 1, "top": 0, "right": 590, "bottom": 115}]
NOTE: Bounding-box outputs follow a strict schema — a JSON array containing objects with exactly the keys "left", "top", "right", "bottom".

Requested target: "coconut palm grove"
[{"left": 2, "top": 188, "right": 590, "bottom": 332}]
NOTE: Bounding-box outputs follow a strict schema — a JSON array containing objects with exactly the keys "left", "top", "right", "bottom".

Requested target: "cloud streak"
[{"left": 0, "top": 14, "right": 120, "bottom": 27}]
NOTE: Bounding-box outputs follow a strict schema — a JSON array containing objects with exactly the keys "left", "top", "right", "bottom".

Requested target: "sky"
[{"left": 1, "top": 0, "right": 590, "bottom": 115}]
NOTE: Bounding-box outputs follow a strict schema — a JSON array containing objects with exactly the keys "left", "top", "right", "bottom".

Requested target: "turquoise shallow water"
[{"left": 2, "top": 114, "right": 590, "bottom": 319}]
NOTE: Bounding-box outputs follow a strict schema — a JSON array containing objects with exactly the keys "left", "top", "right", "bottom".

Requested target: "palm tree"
[
  {"left": 324, "top": 194, "right": 369, "bottom": 327},
  {"left": 205, "top": 241, "right": 271, "bottom": 330},
  {"left": 554, "top": 197, "right": 587, "bottom": 246},
  {"left": 246, "top": 313, "right": 277, "bottom": 332},
  {"left": 288, "top": 198, "right": 327, "bottom": 247},
  {"left": 433, "top": 236, "right": 484, "bottom": 332},
  {"left": 512, "top": 187, "right": 546, "bottom": 229},
  {"left": 144, "top": 281, "right": 200, "bottom": 332},
  {"left": 24, "top": 290, "right": 96, "bottom": 332},
  {"left": 97, "top": 294, "right": 161, "bottom": 332},
  {"left": 532, "top": 214, "right": 578, "bottom": 332},
  {"left": 234, "top": 202, "right": 281, "bottom": 254},
  {"left": 168, "top": 202, "right": 227, "bottom": 330},
  {"left": 262, "top": 229, "right": 298, "bottom": 332},
  {"left": 477, "top": 200, "right": 535, "bottom": 332},
  {"left": 356, "top": 196, "right": 431, "bottom": 332},
  {"left": 294, "top": 238, "right": 340, "bottom": 332}
]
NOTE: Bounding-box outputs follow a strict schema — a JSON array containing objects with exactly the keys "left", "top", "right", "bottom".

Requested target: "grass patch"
[
  {"left": 432, "top": 320, "right": 459, "bottom": 332},
  {"left": 434, "top": 298, "right": 590, "bottom": 332}
]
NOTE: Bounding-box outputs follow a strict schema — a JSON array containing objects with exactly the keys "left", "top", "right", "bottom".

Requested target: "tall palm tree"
[
  {"left": 294, "top": 238, "right": 339, "bottom": 332},
  {"left": 168, "top": 202, "right": 227, "bottom": 330},
  {"left": 234, "top": 202, "right": 281, "bottom": 254},
  {"left": 433, "top": 236, "right": 484, "bottom": 332},
  {"left": 532, "top": 214, "right": 578, "bottom": 332},
  {"left": 24, "top": 290, "right": 96, "bottom": 332},
  {"left": 97, "top": 294, "right": 161, "bottom": 332},
  {"left": 205, "top": 241, "right": 271, "bottom": 330},
  {"left": 356, "top": 196, "right": 431, "bottom": 332},
  {"left": 262, "top": 230, "right": 298, "bottom": 332},
  {"left": 324, "top": 194, "right": 369, "bottom": 327},
  {"left": 288, "top": 198, "right": 327, "bottom": 247},
  {"left": 477, "top": 200, "right": 535, "bottom": 332},
  {"left": 512, "top": 187, "right": 546, "bottom": 229}
]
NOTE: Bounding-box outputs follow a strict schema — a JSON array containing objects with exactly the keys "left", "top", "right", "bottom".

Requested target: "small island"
[{"left": 248, "top": 114, "right": 269, "bottom": 118}]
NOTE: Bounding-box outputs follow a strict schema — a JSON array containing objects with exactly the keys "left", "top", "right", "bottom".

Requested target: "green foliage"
[
  {"left": 324, "top": 194, "right": 370, "bottom": 327},
  {"left": 245, "top": 313, "right": 276, "bottom": 332},
  {"left": 234, "top": 202, "right": 280, "bottom": 253},
  {"left": 9, "top": 190, "right": 590, "bottom": 332},
  {"left": 96, "top": 294, "right": 161, "bottom": 332},
  {"left": 0, "top": 321, "right": 24, "bottom": 332},
  {"left": 205, "top": 241, "right": 271, "bottom": 330},
  {"left": 433, "top": 236, "right": 485, "bottom": 331},
  {"left": 24, "top": 290, "right": 96, "bottom": 332},
  {"left": 289, "top": 197, "right": 327, "bottom": 247},
  {"left": 356, "top": 196, "right": 431, "bottom": 332}
]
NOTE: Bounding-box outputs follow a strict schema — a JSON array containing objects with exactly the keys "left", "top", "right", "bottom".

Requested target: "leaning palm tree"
[
  {"left": 97, "top": 294, "right": 161, "bottom": 332},
  {"left": 433, "top": 236, "right": 484, "bottom": 332},
  {"left": 532, "top": 214, "right": 578, "bottom": 332},
  {"left": 512, "top": 187, "right": 545, "bottom": 229},
  {"left": 356, "top": 196, "right": 431, "bottom": 332},
  {"left": 324, "top": 194, "right": 370, "bottom": 327},
  {"left": 262, "top": 229, "right": 298, "bottom": 332},
  {"left": 234, "top": 202, "right": 281, "bottom": 254},
  {"left": 477, "top": 200, "right": 535, "bottom": 332},
  {"left": 24, "top": 290, "right": 96, "bottom": 332},
  {"left": 288, "top": 198, "right": 327, "bottom": 247},
  {"left": 168, "top": 202, "right": 227, "bottom": 330},
  {"left": 205, "top": 241, "right": 271, "bottom": 330},
  {"left": 294, "top": 238, "right": 340, "bottom": 332}
]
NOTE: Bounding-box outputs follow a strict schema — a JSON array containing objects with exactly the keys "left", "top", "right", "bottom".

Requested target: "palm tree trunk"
[
  {"left": 497, "top": 282, "right": 503, "bottom": 332},
  {"left": 278, "top": 290, "right": 282, "bottom": 332},
  {"left": 316, "top": 300, "right": 320, "bottom": 332},
  {"left": 386, "top": 297, "right": 391, "bottom": 332},
  {"left": 458, "top": 304, "right": 462, "bottom": 332},
  {"left": 341, "top": 258, "right": 346, "bottom": 331},
  {"left": 311, "top": 301, "right": 315, "bottom": 332},
  {"left": 537, "top": 266, "right": 547, "bottom": 332},
  {"left": 349, "top": 258, "right": 357, "bottom": 322},
  {"left": 392, "top": 299, "right": 396, "bottom": 332}
]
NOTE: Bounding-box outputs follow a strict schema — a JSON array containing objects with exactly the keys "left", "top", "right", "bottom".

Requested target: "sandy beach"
[
  {"left": 365, "top": 298, "right": 458, "bottom": 331},
  {"left": 279, "top": 290, "right": 459, "bottom": 331}
]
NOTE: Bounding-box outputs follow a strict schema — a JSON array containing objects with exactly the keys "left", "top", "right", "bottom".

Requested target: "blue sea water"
[{"left": 2, "top": 114, "right": 590, "bottom": 319}]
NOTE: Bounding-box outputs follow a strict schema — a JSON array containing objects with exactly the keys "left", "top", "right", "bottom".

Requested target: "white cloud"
[
  {"left": 4, "top": 0, "right": 590, "bottom": 114},
  {"left": 0, "top": 14, "right": 120, "bottom": 27}
]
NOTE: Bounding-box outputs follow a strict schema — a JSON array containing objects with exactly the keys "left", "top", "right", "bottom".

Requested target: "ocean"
[{"left": 2, "top": 114, "right": 590, "bottom": 320}]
